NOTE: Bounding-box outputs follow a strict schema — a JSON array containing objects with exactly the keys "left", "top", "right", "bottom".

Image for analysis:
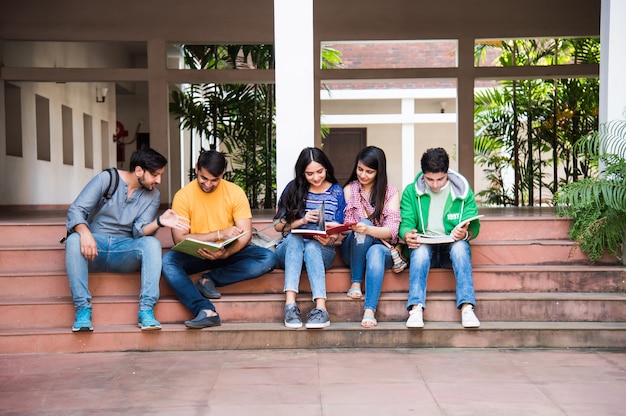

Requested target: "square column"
[{"left": 274, "top": 0, "right": 315, "bottom": 193}]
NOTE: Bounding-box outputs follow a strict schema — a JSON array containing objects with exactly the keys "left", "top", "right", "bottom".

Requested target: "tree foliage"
[
  {"left": 555, "top": 118, "right": 626, "bottom": 262},
  {"left": 474, "top": 38, "right": 600, "bottom": 206},
  {"left": 169, "top": 44, "right": 276, "bottom": 209}
]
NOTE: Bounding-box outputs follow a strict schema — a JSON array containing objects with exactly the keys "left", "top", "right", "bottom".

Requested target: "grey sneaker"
[
  {"left": 284, "top": 303, "right": 302, "bottom": 328},
  {"left": 305, "top": 307, "right": 330, "bottom": 329}
]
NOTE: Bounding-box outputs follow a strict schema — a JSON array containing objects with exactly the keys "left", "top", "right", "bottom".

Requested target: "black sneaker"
[
  {"left": 284, "top": 303, "right": 303, "bottom": 328},
  {"left": 196, "top": 277, "right": 221, "bottom": 299},
  {"left": 305, "top": 308, "right": 330, "bottom": 329},
  {"left": 184, "top": 310, "right": 222, "bottom": 329}
]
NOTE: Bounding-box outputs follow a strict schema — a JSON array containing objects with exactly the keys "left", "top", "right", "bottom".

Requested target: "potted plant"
[{"left": 555, "top": 117, "right": 626, "bottom": 265}]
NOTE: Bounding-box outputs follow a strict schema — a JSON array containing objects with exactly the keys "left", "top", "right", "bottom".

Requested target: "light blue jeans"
[
  {"left": 275, "top": 233, "right": 335, "bottom": 300},
  {"left": 340, "top": 220, "right": 392, "bottom": 312},
  {"left": 65, "top": 232, "right": 162, "bottom": 311},
  {"left": 407, "top": 240, "right": 476, "bottom": 310}
]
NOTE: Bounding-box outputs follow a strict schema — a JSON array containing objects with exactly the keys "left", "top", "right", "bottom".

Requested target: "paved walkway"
[{"left": 1, "top": 348, "right": 625, "bottom": 415}]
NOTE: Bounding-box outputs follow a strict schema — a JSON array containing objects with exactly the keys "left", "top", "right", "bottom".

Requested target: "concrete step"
[
  {"left": 1, "top": 210, "right": 624, "bottom": 353},
  {"left": 1, "top": 321, "right": 625, "bottom": 354},
  {"left": 0, "top": 223, "right": 175, "bottom": 248},
  {"left": 1, "top": 264, "right": 624, "bottom": 299},
  {"left": 2, "top": 292, "right": 625, "bottom": 329},
  {"left": 1, "top": 238, "right": 618, "bottom": 275},
  {"left": 0, "top": 215, "right": 574, "bottom": 248}
]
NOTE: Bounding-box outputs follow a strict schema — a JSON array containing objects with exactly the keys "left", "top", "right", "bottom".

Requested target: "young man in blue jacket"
[{"left": 399, "top": 147, "right": 481, "bottom": 328}]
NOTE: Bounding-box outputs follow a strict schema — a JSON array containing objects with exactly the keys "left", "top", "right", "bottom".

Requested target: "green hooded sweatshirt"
[{"left": 399, "top": 169, "right": 480, "bottom": 241}]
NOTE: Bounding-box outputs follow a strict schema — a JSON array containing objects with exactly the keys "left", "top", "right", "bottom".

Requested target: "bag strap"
[
  {"left": 103, "top": 167, "right": 119, "bottom": 200},
  {"left": 254, "top": 219, "right": 279, "bottom": 233},
  {"left": 60, "top": 167, "right": 119, "bottom": 244}
]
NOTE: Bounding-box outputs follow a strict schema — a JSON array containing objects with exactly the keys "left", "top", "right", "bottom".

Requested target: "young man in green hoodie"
[{"left": 399, "top": 147, "right": 481, "bottom": 328}]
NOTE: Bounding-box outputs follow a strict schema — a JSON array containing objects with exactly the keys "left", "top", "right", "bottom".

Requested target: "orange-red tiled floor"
[{"left": 1, "top": 348, "right": 625, "bottom": 415}]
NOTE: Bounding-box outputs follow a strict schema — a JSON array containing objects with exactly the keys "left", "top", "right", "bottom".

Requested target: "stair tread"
[
  {"left": 2, "top": 291, "right": 625, "bottom": 305},
  {"left": 2, "top": 320, "right": 626, "bottom": 336},
  {"left": 1, "top": 263, "right": 623, "bottom": 278}
]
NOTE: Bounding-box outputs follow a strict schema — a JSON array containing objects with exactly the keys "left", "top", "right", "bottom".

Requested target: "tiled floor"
[{"left": 1, "top": 348, "right": 625, "bottom": 415}]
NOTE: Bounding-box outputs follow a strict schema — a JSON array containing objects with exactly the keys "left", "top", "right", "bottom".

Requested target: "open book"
[
  {"left": 415, "top": 215, "right": 484, "bottom": 244},
  {"left": 171, "top": 231, "right": 248, "bottom": 258},
  {"left": 290, "top": 200, "right": 356, "bottom": 238},
  {"left": 291, "top": 222, "right": 357, "bottom": 238}
]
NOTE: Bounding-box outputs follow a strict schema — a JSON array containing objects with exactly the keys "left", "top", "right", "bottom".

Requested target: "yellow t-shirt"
[{"left": 172, "top": 179, "right": 251, "bottom": 234}]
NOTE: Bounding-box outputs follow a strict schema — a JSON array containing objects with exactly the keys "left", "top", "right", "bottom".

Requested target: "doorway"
[{"left": 322, "top": 128, "right": 366, "bottom": 185}]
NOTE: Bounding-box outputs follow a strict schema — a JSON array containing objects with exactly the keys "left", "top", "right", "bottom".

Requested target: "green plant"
[
  {"left": 169, "top": 44, "right": 276, "bottom": 208},
  {"left": 555, "top": 118, "right": 626, "bottom": 263},
  {"left": 474, "top": 38, "right": 600, "bottom": 206}
]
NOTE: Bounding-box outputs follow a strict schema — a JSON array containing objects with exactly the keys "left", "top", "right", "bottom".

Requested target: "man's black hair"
[
  {"left": 420, "top": 147, "right": 449, "bottom": 174},
  {"left": 197, "top": 150, "right": 227, "bottom": 177},
  {"left": 129, "top": 148, "right": 168, "bottom": 174}
]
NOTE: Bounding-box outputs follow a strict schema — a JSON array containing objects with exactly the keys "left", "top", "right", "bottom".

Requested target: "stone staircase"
[{"left": 0, "top": 209, "right": 624, "bottom": 353}]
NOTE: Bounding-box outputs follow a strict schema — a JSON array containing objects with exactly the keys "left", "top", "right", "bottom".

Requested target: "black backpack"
[{"left": 60, "top": 168, "right": 119, "bottom": 243}]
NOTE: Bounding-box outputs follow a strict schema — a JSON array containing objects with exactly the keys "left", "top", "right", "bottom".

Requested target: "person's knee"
[
  {"left": 368, "top": 244, "right": 387, "bottom": 257},
  {"left": 161, "top": 251, "right": 177, "bottom": 272},
  {"left": 65, "top": 232, "right": 81, "bottom": 249},
  {"left": 410, "top": 246, "right": 429, "bottom": 264},
  {"left": 303, "top": 242, "right": 319, "bottom": 255},
  {"left": 139, "top": 235, "right": 162, "bottom": 253},
  {"left": 260, "top": 250, "right": 277, "bottom": 271},
  {"left": 450, "top": 241, "right": 471, "bottom": 260}
]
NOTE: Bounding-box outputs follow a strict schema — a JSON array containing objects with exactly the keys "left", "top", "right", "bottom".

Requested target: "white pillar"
[
  {"left": 600, "top": 0, "right": 626, "bottom": 265},
  {"left": 401, "top": 98, "right": 416, "bottom": 188},
  {"left": 600, "top": 0, "right": 626, "bottom": 124},
  {"left": 274, "top": 0, "right": 315, "bottom": 194}
]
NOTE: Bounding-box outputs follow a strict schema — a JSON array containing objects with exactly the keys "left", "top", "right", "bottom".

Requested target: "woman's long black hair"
[
  {"left": 344, "top": 146, "right": 388, "bottom": 223},
  {"left": 275, "top": 147, "right": 338, "bottom": 224}
]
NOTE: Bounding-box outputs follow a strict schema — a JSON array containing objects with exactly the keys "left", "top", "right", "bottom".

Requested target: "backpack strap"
[
  {"left": 103, "top": 167, "right": 119, "bottom": 200},
  {"left": 60, "top": 167, "right": 119, "bottom": 244}
]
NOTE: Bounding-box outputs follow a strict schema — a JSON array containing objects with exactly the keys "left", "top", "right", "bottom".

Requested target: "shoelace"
[
  {"left": 287, "top": 305, "right": 301, "bottom": 317},
  {"left": 307, "top": 308, "right": 324, "bottom": 320}
]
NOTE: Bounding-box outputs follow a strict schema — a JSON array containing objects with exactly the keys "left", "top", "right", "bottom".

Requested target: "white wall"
[
  {"left": 0, "top": 81, "right": 116, "bottom": 205},
  {"left": 0, "top": 41, "right": 135, "bottom": 206}
]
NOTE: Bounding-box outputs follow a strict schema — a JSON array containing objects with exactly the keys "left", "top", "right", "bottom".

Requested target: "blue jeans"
[
  {"left": 275, "top": 233, "right": 335, "bottom": 300},
  {"left": 162, "top": 245, "right": 276, "bottom": 316},
  {"left": 65, "top": 232, "right": 162, "bottom": 311},
  {"left": 407, "top": 240, "right": 476, "bottom": 310},
  {"left": 340, "top": 220, "right": 392, "bottom": 312}
]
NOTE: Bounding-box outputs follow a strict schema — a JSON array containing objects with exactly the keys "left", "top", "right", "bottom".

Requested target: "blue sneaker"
[
  {"left": 138, "top": 309, "right": 161, "bottom": 330},
  {"left": 72, "top": 308, "right": 93, "bottom": 332}
]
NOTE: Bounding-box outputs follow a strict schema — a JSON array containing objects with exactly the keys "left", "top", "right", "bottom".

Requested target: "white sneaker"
[
  {"left": 406, "top": 304, "right": 424, "bottom": 328},
  {"left": 461, "top": 305, "right": 480, "bottom": 328}
]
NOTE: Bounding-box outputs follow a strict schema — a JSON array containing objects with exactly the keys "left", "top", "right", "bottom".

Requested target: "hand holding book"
[
  {"left": 414, "top": 215, "right": 484, "bottom": 245},
  {"left": 171, "top": 231, "right": 248, "bottom": 258}
]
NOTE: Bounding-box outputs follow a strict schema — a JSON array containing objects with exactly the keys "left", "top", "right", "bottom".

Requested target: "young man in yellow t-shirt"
[{"left": 162, "top": 150, "right": 277, "bottom": 328}]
